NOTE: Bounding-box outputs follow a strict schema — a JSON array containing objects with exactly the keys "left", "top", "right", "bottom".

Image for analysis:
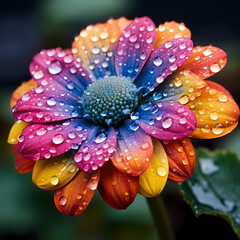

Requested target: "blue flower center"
[{"left": 83, "top": 76, "right": 138, "bottom": 126}]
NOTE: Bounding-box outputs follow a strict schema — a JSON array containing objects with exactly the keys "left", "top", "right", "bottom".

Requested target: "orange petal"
[
  {"left": 98, "top": 161, "right": 139, "bottom": 210},
  {"left": 178, "top": 46, "right": 227, "bottom": 79},
  {"left": 10, "top": 79, "right": 37, "bottom": 108},
  {"left": 12, "top": 145, "right": 35, "bottom": 174},
  {"left": 139, "top": 138, "right": 169, "bottom": 197},
  {"left": 154, "top": 21, "right": 191, "bottom": 48},
  {"left": 8, "top": 120, "right": 29, "bottom": 144},
  {"left": 161, "top": 138, "right": 196, "bottom": 183},
  {"left": 111, "top": 124, "right": 153, "bottom": 176},
  {"left": 186, "top": 81, "right": 239, "bottom": 139},
  {"left": 54, "top": 170, "right": 100, "bottom": 216},
  {"left": 32, "top": 152, "right": 79, "bottom": 190},
  {"left": 72, "top": 17, "right": 131, "bottom": 77}
]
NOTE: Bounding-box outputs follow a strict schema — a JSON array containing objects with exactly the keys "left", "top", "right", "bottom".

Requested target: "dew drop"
[
  {"left": 157, "top": 167, "right": 167, "bottom": 176},
  {"left": 95, "top": 132, "right": 107, "bottom": 143},
  {"left": 162, "top": 117, "right": 173, "bottom": 129},
  {"left": 218, "top": 94, "right": 228, "bottom": 102},
  {"left": 165, "top": 41, "right": 173, "bottom": 48},
  {"left": 153, "top": 57, "right": 163, "bottom": 67},
  {"left": 129, "top": 34, "right": 137, "bottom": 43},
  {"left": 50, "top": 175, "right": 59, "bottom": 185},
  {"left": 59, "top": 196, "right": 67, "bottom": 206},
  {"left": 47, "top": 97, "right": 57, "bottom": 106},
  {"left": 210, "top": 112, "right": 218, "bottom": 120},
  {"left": 210, "top": 63, "right": 220, "bottom": 73},
  {"left": 48, "top": 61, "right": 62, "bottom": 75},
  {"left": 129, "top": 121, "right": 139, "bottom": 131},
  {"left": 36, "top": 127, "right": 47, "bottom": 136},
  {"left": 141, "top": 142, "right": 150, "bottom": 150},
  {"left": 64, "top": 55, "right": 74, "bottom": 63},
  {"left": 52, "top": 134, "right": 64, "bottom": 144},
  {"left": 34, "top": 70, "right": 44, "bottom": 79},
  {"left": 92, "top": 46, "right": 100, "bottom": 55},
  {"left": 169, "top": 55, "right": 177, "bottom": 63},
  {"left": 22, "top": 93, "right": 31, "bottom": 101}
]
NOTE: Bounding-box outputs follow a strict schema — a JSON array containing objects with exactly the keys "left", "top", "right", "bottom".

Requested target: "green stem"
[{"left": 146, "top": 196, "right": 175, "bottom": 240}]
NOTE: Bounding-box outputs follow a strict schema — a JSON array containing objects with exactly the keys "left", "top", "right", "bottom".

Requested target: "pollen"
[{"left": 82, "top": 76, "right": 138, "bottom": 126}]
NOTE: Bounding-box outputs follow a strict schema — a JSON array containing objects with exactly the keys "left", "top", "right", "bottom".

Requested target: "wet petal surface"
[
  {"left": 136, "top": 101, "right": 197, "bottom": 140},
  {"left": 13, "top": 49, "right": 92, "bottom": 123},
  {"left": 186, "top": 81, "right": 239, "bottom": 139},
  {"left": 154, "top": 21, "right": 191, "bottom": 48},
  {"left": 32, "top": 152, "right": 78, "bottom": 190},
  {"left": 135, "top": 38, "right": 193, "bottom": 95},
  {"left": 178, "top": 46, "right": 227, "bottom": 79},
  {"left": 111, "top": 120, "right": 153, "bottom": 176},
  {"left": 8, "top": 120, "right": 29, "bottom": 144},
  {"left": 115, "top": 17, "right": 156, "bottom": 80},
  {"left": 74, "top": 126, "right": 117, "bottom": 173},
  {"left": 98, "top": 161, "right": 139, "bottom": 209},
  {"left": 54, "top": 170, "right": 100, "bottom": 216},
  {"left": 18, "top": 118, "right": 94, "bottom": 160},
  {"left": 73, "top": 17, "right": 131, "bottom": 78},
  {"left": 161, "top": 138, "right": 196, "bottom": 183},
  {"left": 139, "top": 138, "right": 169, "bottom": 197}
]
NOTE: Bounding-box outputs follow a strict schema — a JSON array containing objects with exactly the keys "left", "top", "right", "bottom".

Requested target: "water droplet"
[
  {"left": 179, "top": 117, "right": 187, "bottom": 124},
  {"left": 179, "top": 43, "right": 187, "bottom": 50},
  {"left": 68, "top": 163, "right": 76, "bottom": 173},
  {"left": 89, "top": 181, "right": 98, "bottom": 190},
  {"left": 141, "top": 142, "right": 150, "bottom": 150},
  {"left": 140, "top": 52, "right": 147, "bottom": 60},
  {"left": 153, "top": 57, "right": 163, "bottom": 67},
  {"left": 34, "top": 70, "right": 44, "bottom": 79},
  {"left": 212, "top": 127, "right": 224, "bottom": 135},
  {"left": 52, "top": 134, "right": 64, "bottom": 144},
  {"left": 18, "top": 135, "right": 25, "bottom": 143},
  {"left": 68, "top": 131, "right": 76, "bottom": 139},
  {"left": 84, "top": 153, "right": 91, "bottom": 161},
  {"left": 36, "top": 127, "right": 47, "bottom": 136},
  {"left": 47, "top": 97, "right": 57, "bottom": 106},
  {"left": 210, "top": 112, "right": 218, "bottom": 120},
  {"left": 64, "top": 54, "right": 74, "bottom": 63},
  {"left": 59, "top": 196, "right": 67, "bottom": 206},
  {"left": 50, "top": 175, "right": 59, "bottom": 185},
  {"left": 162, "top": 117, "right": 173, "bottom": 129},
  {"left": 35, "top": 86, "right": 44, "bottom": 94},
  {"left": 210, "top": 63, "right": 220, "bottom": 73},
  {"left": 48, "top": 61, "right": 62, "bottom": 75},
  {"left": 130, "top": 111, "right": 140, "bottom": 120},
  {"left": 157, "top": 167, "right": 167, "bottom": 176},
  {"left": 179, "top": 95, "right": 189, "bottom": 104},
  {"left": 92, "top": 46, "right": 100, "bottom": 55},
  {"left": 22, "top": 93, "right": 31, "bottom": 101},
  {"left": 33, "top": 152, "right": 40, "bottom": 160},
  {"left": 169, "top": 55, "right": 176, "bottom": 63},
  {"left": 203, "top": 49, "right": 212, "bottom": 56},
  {"left": 170, "top": 63, "right": 178, "bottom": 71},
  {"left": 218, "top": 94, "right": 228, "bottom": 102},
  {"left": 95, "top": 132, "right": 107, "bottom": 143},
  {"left": 165, "top": 41, "right": 173, "bottom": 48},
  {"left": 129, "top": 121, "right": 139, "bottom": 131},
  {"left": 182, "top": 159, "right": 188, "bottom": 165},
  {"left": 129, "top": 34, "right": 137, "bottom": 43}
]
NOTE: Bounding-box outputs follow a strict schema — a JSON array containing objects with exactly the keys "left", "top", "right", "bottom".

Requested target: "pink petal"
[
  {"left": 135, "top": 101, "right": 197, "bottom": 140},
  {"left": 18, "top": 118, "right": 94, "bottom": 160},
  {"left": 135, "top": 38, "right": 193, "bottom": 95},
  {"left": 13, "top": 49, "right": 92, "bottom": 123},
  {"left": 115, "top": 17, "right": 156, "bottom": 80},
  {"left": 74, "top": 126, "right": 117, "bottom": 173}
]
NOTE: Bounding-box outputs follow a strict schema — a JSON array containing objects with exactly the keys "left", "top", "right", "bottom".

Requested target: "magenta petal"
[
  {"left": 74, "top": 126, "right": 117, "bottom": 173},
  {"left": 135, "top": 38, "right": 193, "bottom": 95},
  {"left": 13, "top": 49, "right": 92, "bottom": 123},
  {"left": 135, "top": 101, "right": 197, "bottom": 140},
  {"left": 18, "top": 118, "right": 94, "bottom": 160},
  {"left": 115, "top": 17, "right": 156, "bottom": 80}
]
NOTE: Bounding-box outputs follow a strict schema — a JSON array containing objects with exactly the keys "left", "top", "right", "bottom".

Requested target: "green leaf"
[{"left": 178, "top": 149, "right": 240, "bottom": 238}]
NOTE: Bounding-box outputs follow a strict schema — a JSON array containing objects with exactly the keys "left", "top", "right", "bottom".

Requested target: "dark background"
[{"left": 0, "top": 0, "right": 240, "bottom": 239}]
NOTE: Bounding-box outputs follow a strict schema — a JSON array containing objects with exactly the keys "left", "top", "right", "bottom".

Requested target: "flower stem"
[{"left": 146, "top": 196, "right": 175, "bottom": 240}]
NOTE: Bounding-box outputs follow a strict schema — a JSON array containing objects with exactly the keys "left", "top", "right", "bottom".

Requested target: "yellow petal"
[
  {"left": 8, "top": 120, "right": 29, "bottom": 144},
  {"left": 139, "top": 138, "right": 169, "bottom": 197},
  {"left": 32, "top": 152, "right": 79, "bottom": 190}
]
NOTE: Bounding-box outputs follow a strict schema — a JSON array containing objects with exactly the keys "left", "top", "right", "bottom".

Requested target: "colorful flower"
[{"left": 8, "top": 17, "right": 239, "bottom": 215}]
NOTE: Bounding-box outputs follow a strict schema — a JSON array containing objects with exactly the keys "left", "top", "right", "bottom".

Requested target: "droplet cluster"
[{"left": 83, "top": 76, "right": 138, "bottom": 126}]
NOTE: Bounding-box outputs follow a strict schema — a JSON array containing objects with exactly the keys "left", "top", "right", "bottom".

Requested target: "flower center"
[{"left": 83, "top": 76, "right": 138, "bottom": 126}]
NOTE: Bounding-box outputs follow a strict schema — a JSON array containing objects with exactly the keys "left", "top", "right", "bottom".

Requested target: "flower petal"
[
  {"left": 18, "top": 118, "right": 94, "bottom": 160},
  {"left": 144, "top": 70, "right": 207, "bottom": 103},
  {"left": 136, "top": 101, "right": 197, "bottom": 140},
  {"left": 139, "top": 138, "right": 168, "bottom": 197},
  {"left": 12, "top": 145, "right": 35, "bottom": 174},
  {"left": 32, "top": 152, "right": 78, "bottom": 190},
  {"left": 154, "top": 21, "right": 191, "bottom": 48},
  {"left": 111, "top": 121, "right": 153, "bottom": 176},
  {"left": 98, "top": 161, "right": 139, "bottom": 210},
  {"left": 115, "top": 17, "right": 156, "bottom": 80},
  {"left": 8, "top": 120, "right": 29, "bottom": 144},
  {"left": 135, "top": 38, "right": 193, "bottom": 94},
  {"left": 186, "top": 81, "right": 239, "bottom": 139},
  {"left": 13, "top": 49, "right": 91, "bottom": 123},
  {"left": 178, "top": 46, "right": 227, "bottom": 79},
  {"left": 72, "top": 17, "right": 131, "bottom": 79},
  {"left": 10, "top": 79, "right": 37, "bottom": 109},
  {"left": 74, "top": 126, "right": 117, "bottom": 173},
  {"left": 54, "top": 170, "right": 100, "bottom": 216},
  {"left": 161, "top": 138, "right": 196, "bottom": 183}
]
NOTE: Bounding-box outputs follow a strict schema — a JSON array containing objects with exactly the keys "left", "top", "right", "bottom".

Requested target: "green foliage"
[{"left": 179, "top": 149, "right": 240, "bottom": 238}]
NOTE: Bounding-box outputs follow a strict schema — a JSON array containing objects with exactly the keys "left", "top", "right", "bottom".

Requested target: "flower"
[{"left": 8, "top": 17, "right": 239, "bottom": 215}]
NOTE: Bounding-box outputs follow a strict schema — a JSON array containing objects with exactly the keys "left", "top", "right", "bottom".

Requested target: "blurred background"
[{"left": 0, "top": 0, "right": 240, "bottom": 239}]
